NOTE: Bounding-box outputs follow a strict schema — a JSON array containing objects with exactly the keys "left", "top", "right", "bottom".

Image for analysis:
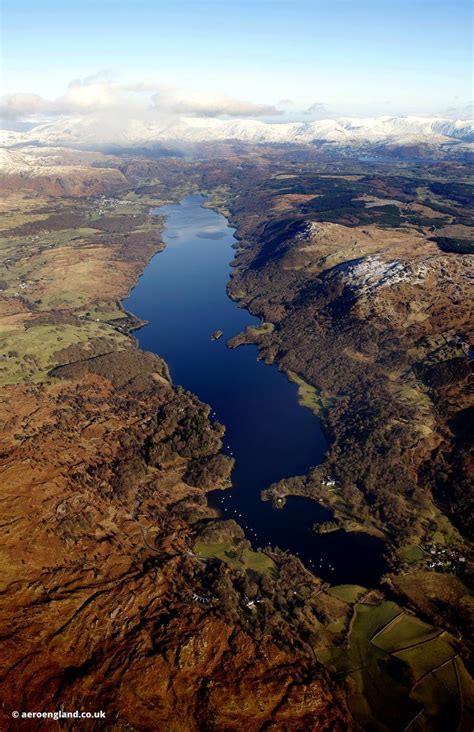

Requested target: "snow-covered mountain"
[{"left": 1, "top": 115, "right": 473, "bottom": 151}]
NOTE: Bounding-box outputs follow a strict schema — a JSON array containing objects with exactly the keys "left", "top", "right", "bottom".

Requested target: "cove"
[{"left": 124, "top": 194, "right": 388, "bottom": 586}]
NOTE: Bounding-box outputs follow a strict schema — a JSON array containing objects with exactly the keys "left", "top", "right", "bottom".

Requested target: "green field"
[
  {"left": 395, "top": 633, "right": 457, "bottom": 681},
  {"left": 287, "top": 369, "right": 336, "bottom": 416},
  {"left": 0, "top": 322, "right": 130, "bottom": 385},
  {"left": 372, "top": 614, "right": 441, "bottom": 653},
  {"left": 195, "top": 540, "right": 277, "bottom": 577},
  {"left": 319, "top": 599, "right": 471, "bottom": 731},
  {"left": 81, "top": 301, "right": 126, "bottom": 321},
  {"left": 328, "top": 584, "right": 367, "bottom": 604}
]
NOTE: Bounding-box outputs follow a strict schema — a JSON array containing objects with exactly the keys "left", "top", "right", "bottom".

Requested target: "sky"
[{"left": 1, "top": 0, "right": 472, "bottom": 126}]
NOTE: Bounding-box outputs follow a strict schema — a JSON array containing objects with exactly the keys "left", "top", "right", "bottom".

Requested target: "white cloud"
[
  {"left": 442, "top": 101, "right": 473, "bottom": 120},
  {"left": 1, "top": 93, "right": 53, "bottom": 119},
  {"left": 303, "top": 102, "right": 330, "bottom": 117},
  {"left": 151, "top": 89, "right": 281, "bottom": 118},
  {"left": 0, "top": 74, "right": 282, "bottom": 126}
]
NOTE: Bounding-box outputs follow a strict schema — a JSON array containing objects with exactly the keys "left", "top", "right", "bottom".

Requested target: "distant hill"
[{"left": 1, "top": 115, "right": 473, "bottom": 156}]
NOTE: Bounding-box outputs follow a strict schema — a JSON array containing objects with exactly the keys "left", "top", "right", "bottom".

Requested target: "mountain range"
[{"left": 1, "top": 115, "right": 473, "bottom": 152}]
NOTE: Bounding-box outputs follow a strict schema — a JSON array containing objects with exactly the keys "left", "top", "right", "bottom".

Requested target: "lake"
[{"left": 124, "top": 194, "right": 388, "bottom": 585}]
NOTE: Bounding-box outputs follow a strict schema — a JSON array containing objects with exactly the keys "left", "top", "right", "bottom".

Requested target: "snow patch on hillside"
[{"left": 1, "top": 115, "right": 472, "bottom": 151}]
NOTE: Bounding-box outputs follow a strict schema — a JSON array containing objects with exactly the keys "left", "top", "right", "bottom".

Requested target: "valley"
[{"left": 0, "top": 144, "right": 472, "bottom": 730}]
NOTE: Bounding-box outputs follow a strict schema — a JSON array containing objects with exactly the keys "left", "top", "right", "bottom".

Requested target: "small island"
[
  {"left": 313, "top": 520, "right": 340, "bottom": 534},
  {"left": 211, "top": 329, "right": 223, "bottom": 341}
]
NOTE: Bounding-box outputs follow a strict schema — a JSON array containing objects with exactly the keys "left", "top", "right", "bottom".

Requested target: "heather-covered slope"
[
  {"left": 0, "top": 166, "right": 352, "bottom": 731},
  {"left": 1, "top": 149, "right": 472, "bottom": 731}
]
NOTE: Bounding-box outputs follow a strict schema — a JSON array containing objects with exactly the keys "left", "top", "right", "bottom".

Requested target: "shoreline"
[{"left": 1, "top": 164, "right": 471, "bottom": 730}]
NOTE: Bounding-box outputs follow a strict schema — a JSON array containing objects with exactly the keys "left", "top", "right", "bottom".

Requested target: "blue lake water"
[{"left": 124, "top": 194, "right": 388, "bottom": 585}]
